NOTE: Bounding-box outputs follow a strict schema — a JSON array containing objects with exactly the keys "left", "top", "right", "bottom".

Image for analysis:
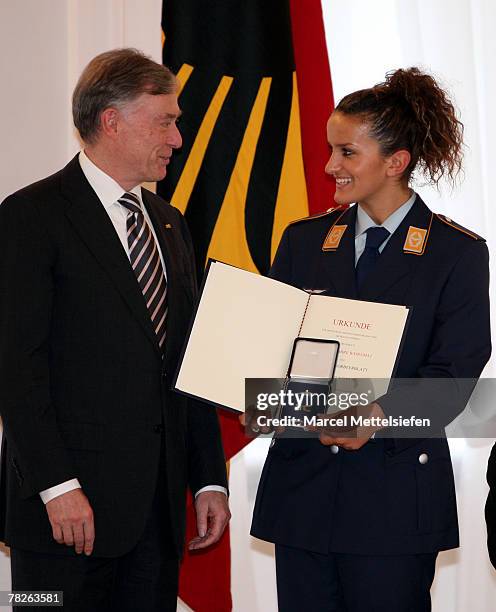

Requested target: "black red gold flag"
[{"left": 160, "top": 1, "right": 334, "bottom": 609}]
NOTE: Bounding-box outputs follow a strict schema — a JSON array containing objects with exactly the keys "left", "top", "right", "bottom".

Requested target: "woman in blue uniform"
[{"left": 250, "top": 68, "right": 491, "bottom": 611}]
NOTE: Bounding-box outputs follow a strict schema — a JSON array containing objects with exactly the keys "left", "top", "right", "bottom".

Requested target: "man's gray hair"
[{"left": 72, "top": 48, "right": 176, "bottom": 144}]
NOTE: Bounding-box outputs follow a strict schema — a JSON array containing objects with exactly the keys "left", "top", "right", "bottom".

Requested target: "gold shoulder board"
[
  {"left": 288, "top": 205, "right": 347, "bottom": 226},
  {"left": 435, "top": 214, "right": 485, "bottom": 241}
]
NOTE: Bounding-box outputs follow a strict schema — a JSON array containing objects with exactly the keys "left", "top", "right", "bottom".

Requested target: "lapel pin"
[
  {"left": 404, "top": 225, "right": 428, "bottom": 255},
  {"left": 164, "top": 223, "right": 172, "bottom": 229},
  {"left": 322, "top": 225, "right": 347, "bottom": 251}
]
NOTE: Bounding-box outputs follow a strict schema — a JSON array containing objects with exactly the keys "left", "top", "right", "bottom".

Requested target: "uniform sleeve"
[
  {"left": 269, "top": 226, "right": 293, "bottom": 284},
  {"left": 377, "top": 239, "right": 491, "bottom": 449},
  {"left": 0, "top": 194, "right": 76, "bottom": 498}
]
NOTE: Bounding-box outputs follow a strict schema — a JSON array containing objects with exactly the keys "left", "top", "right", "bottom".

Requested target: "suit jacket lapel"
[
  {"left": 60, "top": 157, "right": 161, "bottom": 355},
  {"left": 358, "top": 196, "right": 433, "bottom": 301},
  {"left": 319, "top": 205, "right": 358, "bottom": 299}
]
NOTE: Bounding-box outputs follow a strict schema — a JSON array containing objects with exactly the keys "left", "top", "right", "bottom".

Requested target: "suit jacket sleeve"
[
  {"left": 175, "top": 212, "right": 228, "bottom": 495},
  {"left": 486, "top": 442, "right": 496, "bottom": 569},
  {"left": 0, "top": 193, "right": 76, "bottom": 498}
]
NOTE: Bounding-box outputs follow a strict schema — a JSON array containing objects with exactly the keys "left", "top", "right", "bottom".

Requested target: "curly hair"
[{"left": 335, "top": 67, "right": 464, "bottom": 186}]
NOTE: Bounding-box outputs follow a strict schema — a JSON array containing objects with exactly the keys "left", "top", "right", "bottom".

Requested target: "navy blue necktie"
[{"left": 355, "top": 226, "right": 390, "bottom": 290}]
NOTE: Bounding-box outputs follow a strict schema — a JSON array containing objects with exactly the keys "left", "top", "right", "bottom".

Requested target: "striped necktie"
[{"left": 118, "top": 192, "right": 168, "bottom": 349}]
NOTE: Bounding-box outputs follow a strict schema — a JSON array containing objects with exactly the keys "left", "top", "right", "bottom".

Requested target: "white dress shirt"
[
  {"left": 40, "top": 151, "right": 226, "bottom": 503},
  {"left": 354, "top": 190, "right": 417, "bottom": 265}
]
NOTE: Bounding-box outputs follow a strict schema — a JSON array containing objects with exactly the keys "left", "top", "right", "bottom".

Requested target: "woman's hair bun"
[{"left": 336, "top": 67, "right": 464, "bottom": 186}]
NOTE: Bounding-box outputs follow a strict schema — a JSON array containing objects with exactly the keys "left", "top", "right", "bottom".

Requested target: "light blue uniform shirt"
[{"left": 354, "top": 191, "right": 417, "bottom": 266}]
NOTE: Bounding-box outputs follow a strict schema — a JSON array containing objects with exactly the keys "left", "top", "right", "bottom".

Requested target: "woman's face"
[{"left": 325, "top": 111, "right": 391, "bottom": 208}]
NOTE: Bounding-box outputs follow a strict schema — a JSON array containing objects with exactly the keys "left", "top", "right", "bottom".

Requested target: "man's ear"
[
  {"left": 100, "top": 107, "right": 120, "bottom": 138},
  {"left": 386, "top": 149, "right": 411, "bottom": 178}
]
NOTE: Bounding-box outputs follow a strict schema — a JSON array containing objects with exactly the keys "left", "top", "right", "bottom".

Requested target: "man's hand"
[
  {"left": 316, "top": 402, "right": 386, "bottom": 451},
  {"left": 239, "top": 405, "right": 273, "bottom": 435},
  {"left": 45, "top": 489, "right": 95, "bottom": 555},
  {"left": 239, "top": 403, "right": 287, "bottom": 436},
  {"left": 189, "top": 491, "right": 231, "bottom": 551}
]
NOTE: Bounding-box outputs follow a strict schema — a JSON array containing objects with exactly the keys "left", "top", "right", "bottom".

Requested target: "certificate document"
[{"left": 173, "top": 261, "right": 409, "bottom": 412}]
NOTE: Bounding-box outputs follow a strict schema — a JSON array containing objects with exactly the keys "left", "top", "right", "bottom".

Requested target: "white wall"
[{"left": 0, "top": 0, "right": 163, "bottom": 201}]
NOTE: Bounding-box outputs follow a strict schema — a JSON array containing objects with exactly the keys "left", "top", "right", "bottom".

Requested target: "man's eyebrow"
[{"left": 158, "top": 111, "right": 183, "bottom": 119}]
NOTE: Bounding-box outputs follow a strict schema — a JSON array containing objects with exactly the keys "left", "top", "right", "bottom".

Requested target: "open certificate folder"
[{"left": 173, "top": 261, "right": 410, "bottom": 412}]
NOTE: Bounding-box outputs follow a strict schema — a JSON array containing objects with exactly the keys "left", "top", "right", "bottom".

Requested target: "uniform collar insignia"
[
  {"left": 322, "top": 209, "right": 348, "bottom": 251},
  {"left": 323, "top": 225, "right": 347, "bottom": 250},
  {"left": 403, "top": 216, "right": 433, "bottom": 255}
]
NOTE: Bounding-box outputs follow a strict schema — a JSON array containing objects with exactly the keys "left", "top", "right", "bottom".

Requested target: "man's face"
[{"left": 114, "top": 92, "right": 182, "bottom": 188}]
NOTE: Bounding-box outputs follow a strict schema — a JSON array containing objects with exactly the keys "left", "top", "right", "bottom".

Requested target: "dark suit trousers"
[
  {"left": 11, "top": 439, "right": 179, "bottom": 612},
  {"left": 275, "top": 544, "right": 437, "bottom": 612}
]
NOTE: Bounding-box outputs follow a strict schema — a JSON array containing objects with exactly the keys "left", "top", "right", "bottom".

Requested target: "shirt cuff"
[
  {"left": 39, "top": 479, "right": 82, "bottom": 504},
  {"left": 195, "top": 485, "right": 228, "bottom": 498}
]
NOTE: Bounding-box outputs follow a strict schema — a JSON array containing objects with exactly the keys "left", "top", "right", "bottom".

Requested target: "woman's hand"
[{"left": 310, "top": 402, "right": 385, "bottom": 450}]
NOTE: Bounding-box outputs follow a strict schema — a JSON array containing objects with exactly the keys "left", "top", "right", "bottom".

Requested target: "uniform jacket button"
[
  {"left": 330, "top": 445, "right": 339, "bottom": 454},
  {"left": 418, "top": 453, "right": 429, "bottom": 464}
]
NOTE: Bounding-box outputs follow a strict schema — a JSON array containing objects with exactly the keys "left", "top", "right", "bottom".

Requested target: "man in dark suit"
[
  {"left": 251, "top": 195, "right": 491, "bottom": 611},
  {"left": 0, "top": 48, "right": 229, "bottom": 611},
  {"left": 485, "top": 444, "right": 496, "bottom": 569}
]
